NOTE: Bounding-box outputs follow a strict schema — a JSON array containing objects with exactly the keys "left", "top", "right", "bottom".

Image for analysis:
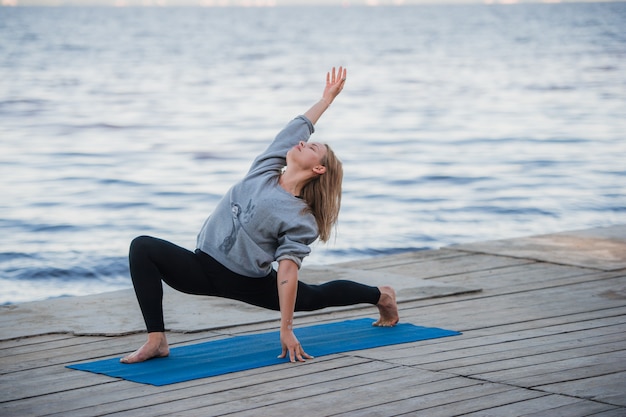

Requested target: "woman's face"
[{"left": 287, "top": 141, "right": 327, "bottom": 174}]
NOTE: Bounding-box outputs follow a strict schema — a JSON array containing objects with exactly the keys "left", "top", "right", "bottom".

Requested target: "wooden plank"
[
  {"left": 423, "top": 339, "right": 626, "bottom": 376},
  {"left": 41, "top": 356, "right": 393, "bottom": 417},
  {"left": 461, "top": 395, "right": 595, "bottom": 417},
  {"left": 4, "top": 355, "right": 368, "bottom": 416},
  {"left": 426, "top": 392, "right": 623, "bottom": 417},
  {"left": 63, "top": 361, "right": 417, "bottom": 417},
  {"left": 470, "top": 351, "right": 626, "bottom": 387},
  {"left": 2, "top": 342, "right": 131, "bottom": 376},
  {"left": 586, "top": 409, "right": 626, "bottom": 417},
  {"left": 0, "top": 334, "right": 108, "bottom": 359},
  {"left": 0, "top": 365, "right": 115, "bottom": 403},
  {"left": 451, "top": 228, "right": 626, "bottom": 271},
  {"left": 0, "top": 356, "right": 367, "bottom": 407},
  {"left": 378, "top": 323, "right": 626, "bottom": 370},
  {"left": 415, "top": 273, "right": 624, "bottom": 325},
  {"left": 431, "top": 263, "right": 615, "bottom": 295},
  {"left": 173, "top": 372, "right": 476, "bottom": 417},
  {"left": 424, "top": 267, "right": 624, "bottom": 307},
  {"left": 0, "top": 333, "right": 75, "bottom": 350},
  {"left": 333, "top": 381, "right": 518, "bottom": 417},
  {"left": 534, "top": 371, "right": 626, "bottom": 407},
  {"left": 428, "top": 327, "right": 625, "bottom": 367},
  {"left": 520, "top": 400, "right": 622, "bottom": 417},
  {"left": 373, "top": 253, "right": 534, "bottom": 280},
  {"left": 410, "top": 305, "right": 626, "bottom": 343},
  {"left": 357, "top": 313, "right": 626, "bottom": 364},
  {"left": 397, "top": 275, "right": 626, "bottom": 331},
  {"left": 228, "top": 378, "right": 544, "bottom": 417},
  {"left": 395, "top": 386, "right": 548, "bottom": 417},
  {"left": 334, "top": 248, "right": 470, "bottom": 270}
]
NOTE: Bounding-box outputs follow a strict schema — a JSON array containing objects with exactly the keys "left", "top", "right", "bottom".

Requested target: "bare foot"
[
  {"left": 373, "top": 286, "right": 399, "bottom": 327},
  {"left": 120, "top": 332, "right": 170, "bottom": 364}
]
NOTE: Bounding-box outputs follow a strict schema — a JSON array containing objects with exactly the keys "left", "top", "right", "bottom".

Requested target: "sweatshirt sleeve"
[
  {"left": 274, "top": 214, "right": 318, "bottom": 269},
  {"left": 247, "top": 115, "right": 315, "bottom": 177}
]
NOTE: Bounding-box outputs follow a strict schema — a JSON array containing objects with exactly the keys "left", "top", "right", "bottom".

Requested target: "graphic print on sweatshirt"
[{"left": 218, "top": 200, "right": 256, "bottom": 254}]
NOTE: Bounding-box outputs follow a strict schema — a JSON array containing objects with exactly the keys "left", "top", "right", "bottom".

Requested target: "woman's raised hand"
[
  {"left": 322, "top": 66, "right": 347, "bottom": 105},
  {"left": 304, "top": 66, "right": 347, "bottom": 125}
]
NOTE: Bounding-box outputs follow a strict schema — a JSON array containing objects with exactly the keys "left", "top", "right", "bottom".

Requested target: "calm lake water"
[{"left": 1, "top": 3, "right": 625, "bottom": 303}]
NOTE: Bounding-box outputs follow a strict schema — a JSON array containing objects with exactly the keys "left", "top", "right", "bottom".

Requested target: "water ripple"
[{"left": 1, "top": 4, "right": 625, "bottom": 303}]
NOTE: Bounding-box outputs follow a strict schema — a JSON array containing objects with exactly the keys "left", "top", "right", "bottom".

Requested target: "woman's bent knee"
[
  {"left": 129, "top": 235, "right": 160, "bottom": 264},
  {"left": 130, "top": 235, "right": 155, "bottom": 252}
]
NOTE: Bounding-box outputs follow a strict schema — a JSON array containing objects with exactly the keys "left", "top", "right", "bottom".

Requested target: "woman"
[{"left": 121, "top": 67, "right": 399, "bottom": 365}]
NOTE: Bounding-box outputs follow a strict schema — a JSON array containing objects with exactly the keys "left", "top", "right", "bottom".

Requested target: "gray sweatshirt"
[{"left": 196, "top": 115, "right": 318, "bottom": 277}]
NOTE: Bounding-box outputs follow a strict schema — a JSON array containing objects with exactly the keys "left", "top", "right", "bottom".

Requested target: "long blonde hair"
[{"left": 300, "top": 144, "right": 343, "bottom": 242}]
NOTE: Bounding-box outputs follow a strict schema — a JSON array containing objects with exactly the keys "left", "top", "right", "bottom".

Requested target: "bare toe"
[{"left": 120, "top": 335, "right": 169, "bottom": 364}]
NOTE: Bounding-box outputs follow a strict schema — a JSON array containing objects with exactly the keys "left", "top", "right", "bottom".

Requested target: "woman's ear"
[{"left": 313, "top": 165, "right": 327, "bottom": 175}]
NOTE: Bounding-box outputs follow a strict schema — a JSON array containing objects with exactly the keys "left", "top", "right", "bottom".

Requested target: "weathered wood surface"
[{"left": 1, "top": 226, "right": 625, "bottom": 416}]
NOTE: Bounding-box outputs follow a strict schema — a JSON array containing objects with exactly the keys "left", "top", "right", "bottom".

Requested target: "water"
[{"left": 1, "top": 4, "right": 625, "bottom": 304}]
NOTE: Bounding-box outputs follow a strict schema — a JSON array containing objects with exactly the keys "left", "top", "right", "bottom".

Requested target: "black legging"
[{"left": 128, "top": 235, "right": 381, "bottom": 332}]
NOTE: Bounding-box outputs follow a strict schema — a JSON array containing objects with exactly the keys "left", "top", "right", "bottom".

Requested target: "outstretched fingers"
[
  {"left": 327, "top": 66, "right": 347, "bottom": 85},
  {"left": 338, "top": 66, "right": 347, "bottom": 81},
  {"left": 278, "top": 343, "right": 314, "bottom": 363},
  {"left": 323, "top": 66, "right": 347, "bottom": 103}
]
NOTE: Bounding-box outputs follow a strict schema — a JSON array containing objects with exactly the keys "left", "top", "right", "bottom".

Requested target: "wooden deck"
[{"left": 1, "top": 226, "right": 625, "bottom": 416}]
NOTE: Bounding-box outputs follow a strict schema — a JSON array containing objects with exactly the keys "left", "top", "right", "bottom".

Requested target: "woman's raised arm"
[{"left": 304, "top": 66, "right": 347, "bottom": 125}]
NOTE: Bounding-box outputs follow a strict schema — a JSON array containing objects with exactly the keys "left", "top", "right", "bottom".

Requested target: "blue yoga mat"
[{"left": 67, "top": 318, "right": 460, "bottom": 386}]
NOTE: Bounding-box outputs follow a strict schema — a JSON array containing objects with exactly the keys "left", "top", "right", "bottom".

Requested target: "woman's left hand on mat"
[{"left": 278, "top": 329, "right": 314, "bottom": 363}]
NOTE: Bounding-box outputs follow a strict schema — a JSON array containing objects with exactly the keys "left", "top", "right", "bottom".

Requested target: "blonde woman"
[{"left": 122, "top": 67, "right": 399, "bottom": 365}]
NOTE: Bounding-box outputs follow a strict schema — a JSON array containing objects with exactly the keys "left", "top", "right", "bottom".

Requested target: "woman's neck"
[{"left": 279, "top": 169, "right": 310, "bottom": 197}]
